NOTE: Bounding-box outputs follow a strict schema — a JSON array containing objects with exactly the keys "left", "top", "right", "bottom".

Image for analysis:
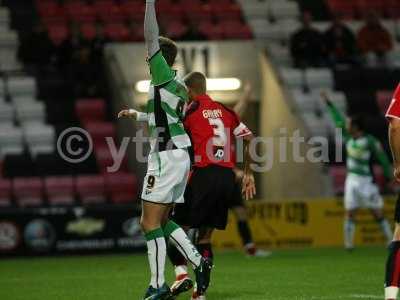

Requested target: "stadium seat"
[
  {"left": 104, "top": 172, "right": 138, "bottom": 204},
  {"left": 326, "top": 0, "right": 356, "bottom": 19},
  {"left": 7, "top": 76, "right": 36, "bottom": 97},
  {"left": 23, "top": 124, "right": 55, "bottom": 157},
  {"left": 96, "top": 3, "right": 125, "bottom": 23},
  {"left": 0, "top": 102, "right": 14, "bottom": 124},
  {"left": 76, "top": 175, "right": 106, "bottom": 204},
  {"left": 0, "top": 126, "right": 24, "bottom": 158},
  {"left": 80, "top": 22, "right": 97, "bottom": 40},
  {"left": 280, "top": 68, "right": 304, "bottom": 90},
  {"left": 188, "top": 4, "right": 214, "bottom": 24},
  {"left": 13, "top": 177, "right": 44, "bottom": 207},
  {"left": 75, "top": 98, "right": 106, "bottom": 124},
  {"left": 305, "top": 68, "right": 334, "bottom": 90},
  {"left": 313, "top": 90, "right": 347, "bottom": 114},
  {"left": 198, "top": 21, "right": 224, "bottom": 40},
  {"left": 269, "top": 1, "right": 300, "bottom": 20},
  {"left": 266, "top": 44, "right": 292, "bottom": 67},
  {"left": 16, "top": 101, "right": 46, "bottom": 125},
  {"left": 85, "top": 121, "right": 116, "bottom": 148},
  {"left": 211, "top": 3, "right": 242, "bottom": 21},
  {"left": 165, "top": 20, "right": 188, "bottom": 40},
  {"left": 120, "top": 1, "right": 145, "bottom": 23},
  {"left": 95, "top": 146, "right": 128, "bottom": 174},
  {"left": 47, "top": 23, "right": 69, "bottom": 45},
  {"left": 291, "top": 90, "right": 319, "bottom": 113},
  {"left": 104, "top": 22, "right": 130, "bottom": 41},
  {"left": 0, "top": 179, "right": 12, "bottom": 207},
  {"left": 239, "top": 2, "right": 269, "bottom": 19},
  {"left": 301, "top": 112, "right": 330, "bottom": 138},
  {"left": 36, "top": 153, "right": 73, "bottom": 176},
  {"left": 221, "top": 21, "right": 252, "bottom": 40},
  {"left": 45, "top": 176, "right": 75, "bottom": 206},
  {"left": 329, "top": 165, "right": 346, "bottom": 195},
  {"left": 65, "top": 1, "right": 96, "bottom": 23}
]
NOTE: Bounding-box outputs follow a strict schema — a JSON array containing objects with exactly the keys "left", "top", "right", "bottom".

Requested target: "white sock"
[
  {"left": 145, "top": 228, "right": 166, "bottom": 288},
  {"left": 164, "top": 221, "right": 202, "bottom": 268},
  {"left": 175, "top": 265, "right": 189, "bottom": 277},
  {"left": 344, "top": 219, "right": 355, "bottom": 249},
  {"left": 385, "top": 286, "right": 399, "bottom": 299},
  {"left": 380, "top": 219, "right": 393, "bottom": 244}
]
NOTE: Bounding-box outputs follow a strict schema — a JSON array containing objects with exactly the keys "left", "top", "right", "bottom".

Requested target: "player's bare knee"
[{"left": 393, "top": 224, "right": 400, "bottom": 241}]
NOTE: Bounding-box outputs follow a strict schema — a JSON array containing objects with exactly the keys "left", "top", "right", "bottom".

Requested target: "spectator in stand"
[
  {"left": 180, "top": 22, "right": 207, "bottom": 41},
  {"left": 57, "top": 22, "right": 90, "bottom": 71},
  {"left": 357, "top": 12, "right": 393, "bottom": 67},
  {"left": 18, "top": 21, "right": 55, "bottom": 69},
  {"left": 324, "top": 15, "right": 358, "bottom": 66},
  {"left": 90, "top": 23, "right": 110, "bottom": 68},
  {"left": 290, "top": 11, "right": 326, "bottom": 68}
]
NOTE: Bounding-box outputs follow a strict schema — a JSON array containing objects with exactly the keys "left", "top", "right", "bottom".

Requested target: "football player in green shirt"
[{"left": 322, "top": 92, "right": 393, "bottom": 250}]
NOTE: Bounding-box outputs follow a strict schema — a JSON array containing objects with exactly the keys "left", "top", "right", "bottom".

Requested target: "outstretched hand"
[{"left": 118, "top": 109, "right": 137, "bottom": 119}]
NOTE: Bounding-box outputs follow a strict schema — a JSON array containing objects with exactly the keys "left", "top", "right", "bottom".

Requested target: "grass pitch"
[{"left": 0, "top": 247, "right": 387, "bottom": 300}]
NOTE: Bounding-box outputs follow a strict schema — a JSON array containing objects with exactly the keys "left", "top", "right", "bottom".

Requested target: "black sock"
[
  {"left": 237, "top": 220, "right": 253, "bottom": 246},
  {"left": 385, "top": 241, "right": 400, "bottom": 288},
  {"left": 197, "top": 243, "right": 213, "bottom": 263},
  {"left": 167, "top": 242, "right": 187, "bottom": 267}
]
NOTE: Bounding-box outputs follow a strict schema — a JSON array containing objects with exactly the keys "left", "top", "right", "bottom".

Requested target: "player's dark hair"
[
  {"left": 159, "top": 36, "right": 178, "bottom": 67},
  {"left": 349, "top": 114, "right": 365, "bottom": 132},
  {"left": 184, "top": 72, "right": 207, "bottom": 94}
]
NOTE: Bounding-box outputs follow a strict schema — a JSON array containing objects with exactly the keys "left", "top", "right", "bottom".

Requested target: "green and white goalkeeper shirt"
[{"left": 146, "top": 50, "right": 191, "bottom": 152}]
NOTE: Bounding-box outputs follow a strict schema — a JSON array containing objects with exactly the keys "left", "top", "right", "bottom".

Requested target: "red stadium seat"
[
  {"left": 13, "top": 177, "right": 44, "bottom": 207},
  {"left": 376, "top": 90, "right": 393, "bottom": 115},
  {"left": 329, "top": 165, "right": 347, "bottom": 195},
  {"left": 354, "top": 0, "right": 384, "bottom": 18},
  {"left": 76, "top": 175, "right": 106, "bottom": 204},
  {"left": 85, "top": 122, "right": 116, "bottom": 148},
  {"left": 48, "top": 24, "right": 69, "bottom": 45},
  {"left": 81, "top": 22, "right": 97, "bottom": 40},
  {"left": 75, "top": 98, "right": 106, "bottom": 124},
  {"left": 0, "top": 179, "right": 12, "bottom": 207},
  {"left": 96, "top": 3, "right": 125, "bottom": 23},
  {"left": 104, "top": 22, "right": 130, "bottom": 41},
  {"left": 199, "top": 21, "right": 224, "bottom": 40},
  {"left": 186, "top": 4, "right": 214, "bottom": 24},
  {"left": 327, "top": 0, "right": 356, "bottom": 19},
  {"left": 65, "top": 2, "right": 96, "bottom": 23},
  {"left": 45, "top": 176, "right": 75, "bottom": 206},
  {"left": 104, "top": 172, "right": 138, "bottom": 204},
  {"left": 165, "top": 20, "right": 188, "bottom": 39},
  {"left": 95, "top": 146, "right": 128, "bottom": 174},
  {"left": 221, "top": 21, "right": 252, "bottom": 40},
  {"left": 120, "top": 1, "right": 145, "bottom": 22},
  {"left": 211, "top": 3, "right": 242, "bottom": 21}
]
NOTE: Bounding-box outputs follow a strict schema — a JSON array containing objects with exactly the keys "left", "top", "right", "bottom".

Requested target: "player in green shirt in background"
[
  {"left": 118, "top": 1, "right": 211, "bottom": 299},
  {"left": 322, "top": 92, "right": 393, "bottom": 250}
]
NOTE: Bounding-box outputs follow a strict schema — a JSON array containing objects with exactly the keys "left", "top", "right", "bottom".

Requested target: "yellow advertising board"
[{"left": 212, "top": 197, "right": 396, "bottom": 249}]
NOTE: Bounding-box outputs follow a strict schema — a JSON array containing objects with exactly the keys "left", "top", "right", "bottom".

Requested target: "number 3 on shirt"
[{"left": 209, "top": 118, "right": 227, "bottom": 146}]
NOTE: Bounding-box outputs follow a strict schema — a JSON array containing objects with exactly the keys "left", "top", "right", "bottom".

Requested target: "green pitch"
[{"left": 0, "top": 247, "right": 387, "bottom": 300}]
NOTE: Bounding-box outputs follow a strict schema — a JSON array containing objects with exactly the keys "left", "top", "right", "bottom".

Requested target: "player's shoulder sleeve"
[
  {"left": 386, "top": 83, "right": 400, "bottom": 120},
  {"left": 148, "top": 50, "right": 175, "bottom": 86},
  {"left": 216, "top": 101, "right": 253, "bottom": 138}
]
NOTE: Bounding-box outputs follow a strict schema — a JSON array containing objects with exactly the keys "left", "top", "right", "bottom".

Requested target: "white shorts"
[
  {"left": 141, "top": 148, "right": 190, "bottom": 204},
  {"left": 344, "top": 174, "right": 383, "bottom": 210}
]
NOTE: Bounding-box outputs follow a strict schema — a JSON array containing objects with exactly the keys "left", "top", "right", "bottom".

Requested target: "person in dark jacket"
[
  {"left": 290, "top": 12, "right": 326, "bottom": 68},
  {"left": 324, "top": 15, "right": 358, "bottom": 66}
]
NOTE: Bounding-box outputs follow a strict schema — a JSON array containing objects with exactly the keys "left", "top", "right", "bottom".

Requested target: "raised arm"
[
  {"left": 144, "top": 0, "right": 160, "bottom": 57},
  {"left": 321, "top": 91, "right": 350, "bottom": 141}
]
